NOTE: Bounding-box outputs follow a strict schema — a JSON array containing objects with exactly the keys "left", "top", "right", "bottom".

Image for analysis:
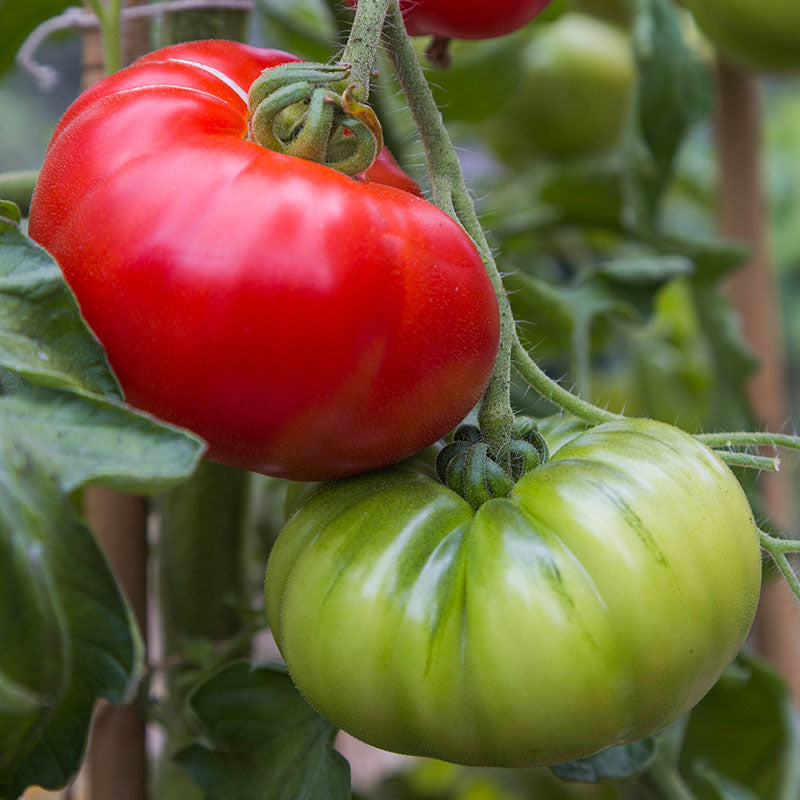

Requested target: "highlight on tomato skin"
[
  {"left": 347, "top": 0, "right": 555, "bottom": 40},
  {"left": 266, "top": 417, "right": 762, "bottom": 767},
  {"left": 27, "top": 40, "right": 501, "bottom": 481}
]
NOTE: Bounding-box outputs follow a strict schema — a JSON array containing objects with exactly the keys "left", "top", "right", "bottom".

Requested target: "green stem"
[
  {"left": 570, "top": 315, "right": 592, "bottom": 400},
  {"left": 758, "top": 530, "right": 800, "bottom": 553},
  {"left": 759, "top": 530, "right": 800, "bottom": 602},
  {"left": 339, "top": 0, "right": 392, "bottom": 99},
  {"left": 512, "top": 337, "right": 620, "bottom": 425},
  {"left": 696, "top": 431, "right": 800, "bottom": 451},
  {"left": 646, "top": 758, "right": 699, "bottom": 800},
  {"left": 85, "top": 0, "right": 123, "bottom": 74},
  {"left": 714, "top": 451, "right": 780, "bottom": 472},
  {"left": 382, "top": 1, "right": 514, "bottom": 455},
  {"left": 154, "top": 462, "right": 251, "bottom": 800}
]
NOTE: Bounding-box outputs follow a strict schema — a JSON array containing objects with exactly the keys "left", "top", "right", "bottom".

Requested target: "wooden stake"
[
  {"left": 84, "top": 489, "right": 149, "bottom": 800},
  {"left": 715, "top": 60, "right": 800, "bottom": 701}
]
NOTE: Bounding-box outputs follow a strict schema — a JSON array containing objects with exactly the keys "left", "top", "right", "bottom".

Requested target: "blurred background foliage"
[{"left": 2, "top": 0, "right": 800, "bottom": 796}]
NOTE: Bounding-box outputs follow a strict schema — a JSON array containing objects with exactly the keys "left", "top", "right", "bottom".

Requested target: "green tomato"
[
  {"left": 265, "top": 418, "right": 760, "bottom": 767},
  {"left": 681, "top": 0, "right": 800, "bottom": 72},
  {"left": 493, "top": 13, "right": 635, "bottom": 160}
]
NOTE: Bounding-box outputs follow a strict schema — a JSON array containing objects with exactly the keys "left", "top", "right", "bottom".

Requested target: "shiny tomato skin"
[
  {"left": 266, "top": 418, "right": 761, "bottom": 766},
  {"left": 28, "top": 40, "right": 499, "bottom": 480},
  {"left": 348, "top": 0, "right": 554, "bottom": 39}
]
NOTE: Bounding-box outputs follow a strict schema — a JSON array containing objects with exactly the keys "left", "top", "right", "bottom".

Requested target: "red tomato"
[
  {"left": 348, "top": 0, "right": 554, "bottom": 39},
  {"left": 29, "top": 40, "right": 500, "bottom": 480}
]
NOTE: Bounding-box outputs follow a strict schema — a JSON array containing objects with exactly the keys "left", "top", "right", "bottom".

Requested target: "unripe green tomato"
[
  {"left": 493, "top": 13, "right": 634, "bottom": 160},
  {"left": 681, "top": 0, "right": 800, "bottom": 72},
  {"left": 265, "top": 418, "right": 760, "bottom": 767}
]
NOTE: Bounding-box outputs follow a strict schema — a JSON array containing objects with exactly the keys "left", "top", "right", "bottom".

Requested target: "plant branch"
[
  {"left": 382, "top": 1, "right": 515, "bottom": 455},
  {"left": 759, "top": 530, "right": 800, "bottom": 602},
  {"left": 714, "top": 451, "right": 780, "bottom": 472},
  {"left": 339, "top": 0, "right": 392, "bottom": 99},
  {"left": 696, "top": 430, "right": 800, "bottom": 451},
  {"left": 512, "top": 337, "right": 620, "bottom": 425}
]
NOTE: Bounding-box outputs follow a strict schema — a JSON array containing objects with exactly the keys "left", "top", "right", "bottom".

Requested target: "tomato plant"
[
  {"left": 266, "top": 417, "right": 761, "bottom": 767},
  {"left": 348, "top": 0, "right": 554, "bottom": 39},
  {"left": 681, "top": 0, "right": 800, "bottom": 72},
  {"left": 27, "top": 40, "right": 500, "bottom": 481}
]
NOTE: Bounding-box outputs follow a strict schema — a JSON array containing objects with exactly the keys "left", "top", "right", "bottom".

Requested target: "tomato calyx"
[
  {"left": 436, "top": 418, "right": 549, "bottom": 508},
  {"left": 247, "top": 62, "right": 383, "bottom": 176}
]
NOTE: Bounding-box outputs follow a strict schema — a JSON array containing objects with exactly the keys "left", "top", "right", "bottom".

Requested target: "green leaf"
[
  {"left": 597, "top": 255, "right": 693, "bottom": 284},
  {"left": 0, "top": 429, "right": 143, "bottom": 798},
  {"left": 551, "top": 739, "right": 656, "bottom": 782},
  {"left": 175, "top": 662, "right": 351, "bottom": 800},
  {"left": 0, "top": 386, "right": 205, "bottom": 494},
  {"left": 632, "top": 0, "right": 713, "bottom": 207},
  {"left": 0, "top": 0, "right": 74, "bottom": 74},
  {"left": 652, "top": 230, "right": 750, "bottom": 283},
  {"left": 0, "top": 201, "right": 21, "bottom": 225},
  {"left": 680, "top": 654, "right": 800, "bottom": 800},
  {"left": 0, "top": 215, "right": 121, "bottom": 399}
]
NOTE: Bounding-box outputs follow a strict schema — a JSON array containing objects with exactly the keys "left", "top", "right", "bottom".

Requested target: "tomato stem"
[
  {"left": 382, "top": 1, "right": 628, "bottom": 440},
  {"left": 759, "top": 530, "right": 800, "bottom": 603},
  {"left": 713, "top": 451, "right": 780, "bottom": 472},
  {"left": 382, "top": 1, "right": 515, "bottom": 455},
  {"left": 86, "top": 0, "right": 123, "bottom": 74},
  {"left": 696, "top": 430, "right": 800, "bottom": 451},
  {"left": 339, "top": 0, "right": 393, "bottom": 101}
]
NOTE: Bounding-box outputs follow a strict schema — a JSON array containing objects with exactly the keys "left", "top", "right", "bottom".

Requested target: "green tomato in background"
[
  {"left": 266, "top": 417, "right": 760, "bottom": 767},
  {"left": 491, "top": 13, "right": 635, "bottom": 161},
  {"left": 681, "top": 0, "right": 800, "bottom": 72}
]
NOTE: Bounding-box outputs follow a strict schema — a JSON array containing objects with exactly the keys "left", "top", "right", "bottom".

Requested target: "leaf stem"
[
  {"left": 512, "top": 337, "right": 620, "bottom": 425},
  {"left": 759, "top": 529, "right": 800, "bottom": 601},
  {"left": 714, "top": 451, "right": 780, "bottom": 472},
  {"left": 85, "top": 0, "right": 123, "bottom": 74},
  {"left": 382, "top": 1, "right": 515, "bottom": 454},
  {"left": 339, "top": 0, "right": 392, "bottom": 99},
  {"left": 696, "top": 430, "right": 800, "bottom": 451}
]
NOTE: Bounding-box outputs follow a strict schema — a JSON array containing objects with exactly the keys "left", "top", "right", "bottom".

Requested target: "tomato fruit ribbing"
[
  {"left": 28, "top": 40, "right": 500, "bottom": 481},
  {"left": 266, "top": 418, "right": 761, "bottom": 766}
]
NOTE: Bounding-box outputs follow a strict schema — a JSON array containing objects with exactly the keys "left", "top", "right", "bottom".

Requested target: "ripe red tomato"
[
  {"left": 28, "top": 40, "right": 500, "bottom": 481},
  {"left": 348, "top": 0, "right": 554, "bottom": 39}
]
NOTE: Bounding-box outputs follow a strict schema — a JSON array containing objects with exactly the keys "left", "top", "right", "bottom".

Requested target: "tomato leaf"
[
  {"left": 0, "top": 386, "right": 205, "bottom": 493},
  {"left": 0, "top": 201, "right": 21, "bottom": 225},
  {"left": 632, "top": 0, "right": 713, "bottom": 212},
  {"left": 551, "top": 739, "right": 656, "bottom": 782},
  {"left": 0, "top": 215, "right": 121, "bottom": 399},
  {"left": 0, "top": 429, "right": 143, "bottom": 799},
  {"left": 679, "top": 654, "right": 800, "bottom": 800},
  {"left": 175, "top": 662, "right": 350, "bottom": 800}
]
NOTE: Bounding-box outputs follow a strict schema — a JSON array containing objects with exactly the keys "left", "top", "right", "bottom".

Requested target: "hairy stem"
[
  {"left": 713, "top": 451, "right": 780, "bottom": 472},
  {"left": 382, "top": 1, "right": 514, "bottom": 454},
  {"left": 696, "top": 430, "right": 800, "bottom": 451},
  {"left": 759, "top": 530, "right": 800, "bottom": 602},
  {"left": 512, "top": 337, "right": 620, "bottom": 425},
  {"left": 339, "top": 0, "right": 392, "bottom": 99}
]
